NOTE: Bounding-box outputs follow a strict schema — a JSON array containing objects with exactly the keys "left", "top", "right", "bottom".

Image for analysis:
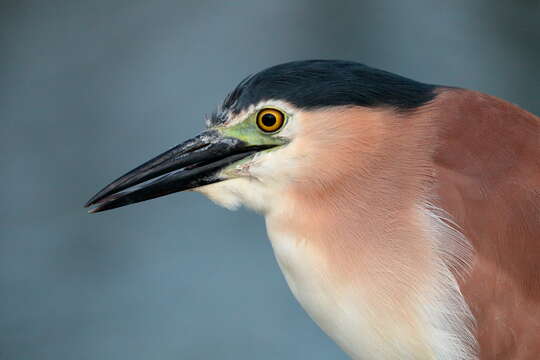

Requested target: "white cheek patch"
[
  {"left": 194, "top": 178, "right": 274, "bottom": 213},
  {"left": 194, "top": 181, "right": 245, "bottom": 210},
  {"left": 246, "top": 147, "right": 301, "bottom": 186}
]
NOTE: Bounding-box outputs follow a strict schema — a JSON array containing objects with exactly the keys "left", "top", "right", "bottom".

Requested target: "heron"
[{"left": 86, "top": 60, "right": 540, "bottom": 359}]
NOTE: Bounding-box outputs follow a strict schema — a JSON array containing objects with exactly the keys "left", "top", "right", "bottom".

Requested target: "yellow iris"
[{"left": 256, "top": 108, "right": 285, "bottom": 133}]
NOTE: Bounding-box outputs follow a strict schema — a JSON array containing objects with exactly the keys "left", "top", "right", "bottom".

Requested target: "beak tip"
[
  {"left": 85, "top": 192, "right": 105, "bottom": 208},
  {"left": 84, "top": 198, "right": 98, "bottom": 208},
  {"left": 85, "top": 193, "right": 108, "bottom": 212},
  {"left": 87, "top": 204, "right": 105, "bottom": 214}
]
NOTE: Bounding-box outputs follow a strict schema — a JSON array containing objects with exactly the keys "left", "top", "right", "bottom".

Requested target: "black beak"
[{"left": 85, "top": 130, "right": 275, "bottom": 213}]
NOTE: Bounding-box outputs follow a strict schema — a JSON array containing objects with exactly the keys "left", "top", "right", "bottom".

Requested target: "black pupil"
[{"left": 261, "top": 113, "right": 277, "bottom": 128}]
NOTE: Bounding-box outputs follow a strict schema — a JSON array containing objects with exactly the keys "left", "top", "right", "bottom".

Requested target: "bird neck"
[{"left": 264, "top": 105, "right": 475, "bottom": 359}]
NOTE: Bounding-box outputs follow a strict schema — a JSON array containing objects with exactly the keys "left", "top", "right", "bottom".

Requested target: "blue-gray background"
[{"left": 1, "top": 1, "right": 539, "bottom": 359}]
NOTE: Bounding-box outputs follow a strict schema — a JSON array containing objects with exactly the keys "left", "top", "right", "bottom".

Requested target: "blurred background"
[{"left": 1, "top": 0, "right": 539, "bottom": 359}]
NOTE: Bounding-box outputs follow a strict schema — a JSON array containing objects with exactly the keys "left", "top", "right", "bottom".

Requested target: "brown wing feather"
[{"left": 432, "top": 89, "right": 540, "bottom": 359}]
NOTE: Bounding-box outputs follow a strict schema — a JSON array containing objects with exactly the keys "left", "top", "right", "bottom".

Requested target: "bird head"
[{"left": 86, "top": 60, "right": 435, "bottom": 214}]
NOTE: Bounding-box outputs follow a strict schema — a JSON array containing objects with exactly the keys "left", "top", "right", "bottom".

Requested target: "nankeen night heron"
[{"left": 86, "top": 60, "right": 540, "bottom": 360}]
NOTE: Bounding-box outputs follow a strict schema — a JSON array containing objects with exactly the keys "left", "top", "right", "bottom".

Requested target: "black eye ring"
[{"left": 256, "top": 108, "right": 285, "bottom": 133}]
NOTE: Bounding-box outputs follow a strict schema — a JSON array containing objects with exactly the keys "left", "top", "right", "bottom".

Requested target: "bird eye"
[{"left": 256, "top": 108, "right": 285, "bottom": 133}]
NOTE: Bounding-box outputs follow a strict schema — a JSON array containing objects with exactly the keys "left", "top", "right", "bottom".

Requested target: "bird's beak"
[{"left": 85, "top": 129, "right": 276, "bottom": 213}]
